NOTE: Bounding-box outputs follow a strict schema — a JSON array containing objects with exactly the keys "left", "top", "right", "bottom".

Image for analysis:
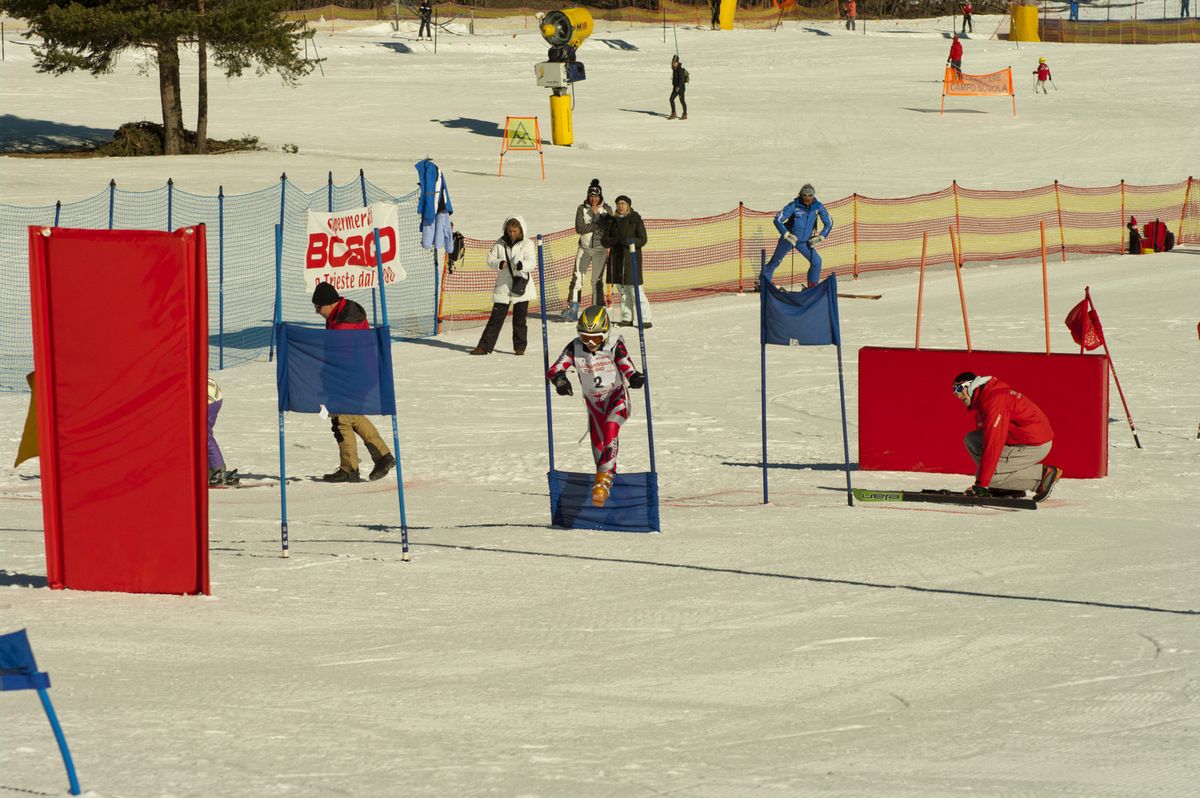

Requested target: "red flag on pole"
[{"left": 1064, "top": 296, "right": 1104, "bottom": 351}]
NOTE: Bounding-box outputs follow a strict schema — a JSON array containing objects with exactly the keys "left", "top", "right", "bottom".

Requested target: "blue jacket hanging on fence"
[{"left": 416, "top": 159, "right": 453, "bottom": 250}]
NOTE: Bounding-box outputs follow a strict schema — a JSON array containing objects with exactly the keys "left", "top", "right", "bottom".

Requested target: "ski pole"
[{"left": 1051, "top": 79, "right": 1057, "bottom": 91}]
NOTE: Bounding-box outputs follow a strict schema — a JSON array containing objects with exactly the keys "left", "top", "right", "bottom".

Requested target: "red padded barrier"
[
  {"left": 858, "top": 347, "right": 1108, "bottom": 479},
  {"left": 29, "top": 226, "right": 209, "bottom": 594}
]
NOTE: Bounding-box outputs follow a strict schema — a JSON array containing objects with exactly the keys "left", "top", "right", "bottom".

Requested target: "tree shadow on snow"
[
  {"left": 375, "top": 41, "right": 413, "bottom": 54},
  {"left": 0, "top": 569, "right": 48, "bottom": 588},
  {"left": 596, "top": 38, "right": 637, "bottom": 51},
  {"left": 723, "top": 460, "right": 859, "bottom": 472},
  {"left": 399, "top": 336, "right": 477, "bottom": 353},
  {"left": 0, "top": 114, "right": 113, "bottom": 154},
  {"left": 620, "top": 108, "right": 672, "bottom": 119},
  {"left": 395, "top": 542, "right": 1200, "bottom": 617},
  {"left": 904, "top": 107, "right": 987, "bottom": 114},
  {"left": 433, "top": 117, "right": 504, "bottom": 139}
]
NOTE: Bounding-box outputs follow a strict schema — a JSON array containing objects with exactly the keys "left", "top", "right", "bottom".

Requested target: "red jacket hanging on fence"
[{"left": 968, "top": 378, "right": 1054, "bottom": 487}]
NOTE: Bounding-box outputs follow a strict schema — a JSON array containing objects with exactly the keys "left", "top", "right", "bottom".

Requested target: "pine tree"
[{"left": 0, "top": 0, "right": 314, "bottom": 155}]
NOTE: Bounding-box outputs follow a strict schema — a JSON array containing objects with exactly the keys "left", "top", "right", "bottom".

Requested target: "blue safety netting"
[{"left": 0, "top": 175, "right": 433, "bottom": 392}]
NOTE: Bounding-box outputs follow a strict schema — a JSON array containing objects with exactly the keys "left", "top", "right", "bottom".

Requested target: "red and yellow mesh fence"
[
  {"left": 437, "top": 177, "right": 1198, "bottom": 329},
  {"left": 1040, "top": 19, "right": 1200, "bottom": 45}
]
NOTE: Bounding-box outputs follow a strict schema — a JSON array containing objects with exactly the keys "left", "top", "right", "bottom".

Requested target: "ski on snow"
[
  {"left": 837, "top": 292, "right": 882, "bottom": 300},
  {"left": 853, "top": 488, "right": 1038, "bottom": 510}
]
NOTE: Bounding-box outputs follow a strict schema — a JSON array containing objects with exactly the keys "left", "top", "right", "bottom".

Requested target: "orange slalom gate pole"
[
  {"left": 1040, "top": 221, "right": 1050, "bottom": 354},
  {"left": 738, "top": 201, "right": 744, "bottom": 292},
  {"left": 852, "top": 193, "right": 859, "bottom": 278},
  {"left": 1178, "top": 176, "right": 1193, "bottom": 244},
  {"left": 1119, "top": 179, "right": 1126, "bottom": 253},
  {"left": 949, "top": 226, "right": 972, "bottom": 351},
  {"left": 915, "top": 231, "right": 928, "bottom": 349},
  {"left": 436, "top": 256, "right": 450, "bottom": 324}
]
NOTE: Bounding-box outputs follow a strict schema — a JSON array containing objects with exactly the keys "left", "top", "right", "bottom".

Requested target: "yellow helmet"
[{"left": 1039, "top": 57, "right": 1046, "bottom": 63}]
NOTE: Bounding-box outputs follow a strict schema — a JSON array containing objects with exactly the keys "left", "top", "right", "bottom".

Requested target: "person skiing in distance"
[
  {"left": 669, "top": 55, "right": 688, "bottom": 120},
  {"left": 947, "top": 34, "right": 964, "bottom": 80},
  {"left": 547, "top": 305, "right": 645, "bottom": 508},
  {"left": 418, "top": 0, "right": 433, "bottom": 40},
  {"left": 952, "top": 372, "right": 1062, "bottom": 502},
  {"left": 602, "top": 195, "right": 652, "bottom": 328},
  {"left": 206, "top": 376, "right": 238, "bottom": 486},
  {"left": 567, "top": 180, "right": 612, "bottom": 321},
  {"left": 961, "top": 1, "right": 973, "bottom": 34},
  {"left": 1033, "top": 57, "right": 1052, "bottom": 94},
  {"left": 845, "top": 0, "right": 857, "bottom": 31},
  {"left": 1068, "top": 0, "right": 1080, "bottom": 20},
  {"left": 312, "top": 282, "right": 396, "bottom": 483},
  {"left": 471, "top": 215, "right": 538, "bottom": 356},
  {"left": 762, "top": 184, "right": 833, "bottom": 288}
]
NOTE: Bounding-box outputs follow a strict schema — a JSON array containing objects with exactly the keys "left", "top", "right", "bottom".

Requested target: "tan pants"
[
  {"left": 331, "top": 415, "right": 390, "bottom": 472},
  {"left": 965, "top": 431, "right": 1050, "bottom": 491}
]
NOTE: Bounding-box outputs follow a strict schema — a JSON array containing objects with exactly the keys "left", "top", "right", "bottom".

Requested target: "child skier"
[
  {"left": 1033, "top": 57, "right": 1052, "bottom": 94},
  {"left": 547, "top": 305, "right": 645, "bottom": 507},
  {"left": 207, "top": 376, "right": 238, "bottom": 486}
]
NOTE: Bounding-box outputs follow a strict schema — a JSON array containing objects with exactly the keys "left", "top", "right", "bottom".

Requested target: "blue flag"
[
  {"left": 275, "top": 324, "right": 397, "bottom": 415},
  {"left": 761, "top": 273, "right": 841, "bottom": 346},
  {"left": 1, "top": 629, "right": 49, "bottom": 691}
]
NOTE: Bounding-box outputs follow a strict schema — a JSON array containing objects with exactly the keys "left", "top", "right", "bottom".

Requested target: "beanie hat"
[
  {"left": 952, "top": 371, "right": 977, "bottom": 386},
  {"left": 587, "top": 178, "right": 603, "bottom": 199},
  {"left": 312, "top": 281, "right": 340, "bottom": 307},
  {"left": 615, "top": 194, "right": 632, "bottom": 206}
]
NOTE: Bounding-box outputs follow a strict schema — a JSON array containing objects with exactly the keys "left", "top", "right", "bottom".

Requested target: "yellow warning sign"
[
  {"left": 499, "top": 116, "right": 545, "bottom": 179},
  {"left": 504, "top": 118, "right": 538, "bottom": 151}
]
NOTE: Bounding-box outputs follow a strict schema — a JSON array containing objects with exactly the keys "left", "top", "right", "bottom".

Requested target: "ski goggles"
[
  {"left": 580, "top": 333, "right": 606, "bottom": 350},
  {"left": 587, "top": 186, "right": 602, "bottom": 196},
  {"left": 952, "top": 380, "right": 973, "bottom": 396}
]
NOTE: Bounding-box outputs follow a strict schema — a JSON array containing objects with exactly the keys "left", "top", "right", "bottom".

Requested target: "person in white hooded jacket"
[{"left": 470, "top": 215, "right": 538, "bottom": 355}]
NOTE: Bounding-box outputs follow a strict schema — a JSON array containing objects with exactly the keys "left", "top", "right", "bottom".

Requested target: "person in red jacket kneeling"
[{"left": 953, "top": 372, "right": 1062, "bottom": 502}]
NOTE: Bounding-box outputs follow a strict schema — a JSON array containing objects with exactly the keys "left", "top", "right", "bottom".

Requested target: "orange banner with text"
[{"left": 943, "top": 67, "right": 1014, "bottom": 96}]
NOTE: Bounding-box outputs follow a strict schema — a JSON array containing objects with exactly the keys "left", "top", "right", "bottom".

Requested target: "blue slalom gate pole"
[
  {"left": 536, "top": 237, "right": 556, "bottom": 472},
  {"left": 629, "top": 244, "right": 656, "bottom": 473},
  {"left": 270, "top": 174, "right": 287, "bottom": 361},
  {"left": 836, "top": 340, "right": 854, "bottom": 507},
  {"left": 36, "top": 688, "right": 80, "bottom": 795},
  {"left": 107, "top": 179, "right": 115, "bottom": 229},
  {"left": 372, "top": 226, "right": 411, "bottom": 560},
  {"left": 830, "top": 276, "right": 854, "bottom": 506},
  {"left": 269, "top": 223, "right": 282, "bottom": 362},
  {"left": 218, "top": 185, "right": 225, "bottom": 370},
  {"left": 278, "top": 385, "right": 289, "bottom": 556},
  {"left": 361, "top": 170, "right": 379, "bottom": 328},
  {"left": 760, "top": 249, "right": 769, "bottom": 504}
]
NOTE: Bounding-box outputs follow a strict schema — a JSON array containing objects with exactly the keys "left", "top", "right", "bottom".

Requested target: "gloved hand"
[
  {"left": 552, "top": 375, "right": 573, "bottom": 396},
  {"left": 626, "top": 371, "right": 644, "bottom": 389},
  {"left": 964, "top": 484, "right": 992, "bottom": 498},
  {"left": 783, "top": 232, "right": 798, "bottom": 246},
  {"left": 513, "top": 261, "right": 524, "bottom": 271},
  {"left": 808, "top": 235, "right": 824, "bottom": 247}
]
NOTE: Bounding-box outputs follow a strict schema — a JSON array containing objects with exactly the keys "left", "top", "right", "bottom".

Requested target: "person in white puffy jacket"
[{"left": 470, "top": 215, "right": 538, "bottom": 356}]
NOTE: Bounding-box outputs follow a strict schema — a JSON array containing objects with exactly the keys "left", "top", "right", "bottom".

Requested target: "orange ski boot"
[{"left": 592, "top": 470, "right": 614, "bottom": 507}]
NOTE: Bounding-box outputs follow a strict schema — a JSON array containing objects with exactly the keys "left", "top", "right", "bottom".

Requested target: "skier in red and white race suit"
[{"left": 547, "top": 305, "right": 644, "bottom": 507}]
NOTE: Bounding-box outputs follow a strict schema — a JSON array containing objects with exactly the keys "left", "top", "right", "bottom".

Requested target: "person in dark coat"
[
  {"left": 669, "top": 55, "right": 688, "bottom": 120},
  {"left": 602, "top": 195, "right": 652, "bottom": 328},
  {"left": 418, "top": 1, "right": 433, "bottom": 39},
  {"left": 312, "top": 281, "right": 395, "bottom": 483}
]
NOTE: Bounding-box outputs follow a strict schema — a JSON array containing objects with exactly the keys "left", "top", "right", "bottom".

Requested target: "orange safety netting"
[
  {"left": 1040, "top": 19, "right": 1200, "bottom": 45},
  {"left": 437, "top": 178, "right": 1198, "bottom": 329}
]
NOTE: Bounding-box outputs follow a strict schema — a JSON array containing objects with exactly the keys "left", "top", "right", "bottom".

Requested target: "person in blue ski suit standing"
[{"left": 762, "top": 184, "right": 833, "bottom": 288}]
